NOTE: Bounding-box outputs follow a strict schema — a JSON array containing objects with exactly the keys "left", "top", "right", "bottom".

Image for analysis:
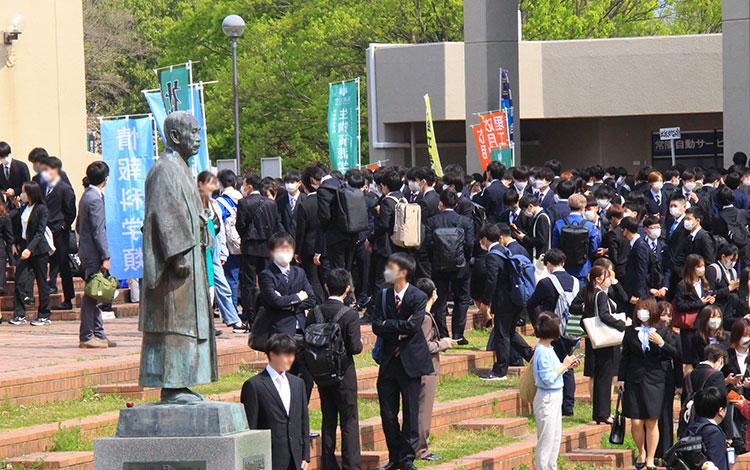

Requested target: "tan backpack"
[{"left": 389, "top": 196, "right": 422, "bottom": 248}]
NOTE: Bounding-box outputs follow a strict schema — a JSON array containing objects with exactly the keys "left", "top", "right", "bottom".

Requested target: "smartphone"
[{"left": 575, "top": 353, "right": 585, "bottom": 361}]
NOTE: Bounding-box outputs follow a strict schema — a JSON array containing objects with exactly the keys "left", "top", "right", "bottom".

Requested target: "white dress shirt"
[
  {"left": 266, "top": 365, "right": 291, "bottom": 415},
  {"left": 21, "top": 204, "right": 33, "bottom": 240}
]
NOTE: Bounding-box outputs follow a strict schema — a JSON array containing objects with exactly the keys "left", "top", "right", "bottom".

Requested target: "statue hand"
[{"left": 173, "top": 255, "right": 190, "bottom": 278}]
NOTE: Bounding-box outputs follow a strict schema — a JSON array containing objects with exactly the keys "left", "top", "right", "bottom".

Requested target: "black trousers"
[
  {"left": 365, "top": 253, "right": 388, "bottom": 321},
  {"left": 290, "top": 355, "right": 314, "bottom": 402},
  {"left": 433, "top": 268, "right": 470, "bottom": 339},
  {"left": 377, "top": 358, "right": 421, "bottom": 466},
  {"left": 300, "top": 254, "right": 325, "bottom": 303},
  {"left": 553, "top": 337, "right": 577, "bottom": 415},
  {"left": 655, "top": 373, "right": 676, "bottom": 458},
  {"left": 351, "top": 240, "right": 371, "bottom": 303},
  {"left": 48, "top": 230, "right": 74, "bottom": 302},
  {"left": 239, "top": 254, "right": 266, "bottom": 323},
  {"left": 319, "top": 367, "right": 361, "bottom": 470},
  {"left": 15, "top": 253, "right": 49, "bottom": 318},
  {"left": 491, "top": 307, "right": 532, "bottom": 376},
  {"left": 592, "top": 345, "right": 617, "bottom": 420},
  {"left": 323, "top": 238, "right": 355, "bottom": 274}
]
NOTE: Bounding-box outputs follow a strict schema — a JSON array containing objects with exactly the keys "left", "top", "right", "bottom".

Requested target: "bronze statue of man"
[{"left": 139, "top": 111, "right": 217, "bottom": 403}]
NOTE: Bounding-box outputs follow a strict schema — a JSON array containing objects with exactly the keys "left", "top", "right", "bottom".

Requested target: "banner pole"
[
  {"left": 98, "top": 113, "right": 152, "bottom": 120},
  {"left": 356, "top": 77, "right": 361, "bottom": 169},
  {"left": 198, "top": 81, "right": 210, "bottom": 164}
]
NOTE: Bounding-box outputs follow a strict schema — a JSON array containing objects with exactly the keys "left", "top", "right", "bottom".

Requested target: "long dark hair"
[
  {"left": 696, "top": 305, "right": 725, "bottom": 346},
  {"left": 584, "top": 265, "right": 609, "bottom": 314},
  {"left": 22, "top": 182, "right": 44, "bottom": 206},
  {"left": 682, "top": 254, "right": 707, "bottom": 291}
]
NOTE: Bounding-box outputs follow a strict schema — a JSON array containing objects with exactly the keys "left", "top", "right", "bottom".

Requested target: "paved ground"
[{"left": 0, "top": 315, "right": 251, "bottom": 375}]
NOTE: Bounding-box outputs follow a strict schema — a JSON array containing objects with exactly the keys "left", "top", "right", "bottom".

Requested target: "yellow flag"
[{"left": 424, "top": 93, "right": 443, "bottom": 177}]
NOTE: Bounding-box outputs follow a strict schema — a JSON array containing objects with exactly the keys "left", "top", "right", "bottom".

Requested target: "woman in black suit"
[
  {"left": 617, "top": 298, "right": 679, "bottom": 469},
  {"left": 674, "top": 254, "right": 715, "bottom": 373},
  {"left": 8, "top": 182, "right": 50, "bottom": 326},
  {"left": 576, "top": 264, "right": 628, "bottom": 424},
  {"left": 722, "top": 318, "right": 750, "bottom": 454},
  {"left": 655, "top": 301, "right": 683, "bottom": 461},
  {"left": 690, "top": 305, "right": 730, "bottom": 366}
]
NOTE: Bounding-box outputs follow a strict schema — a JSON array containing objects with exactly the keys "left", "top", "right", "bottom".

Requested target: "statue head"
[{"left": 164, "top": 111, "right": 201, "bottom": 161}]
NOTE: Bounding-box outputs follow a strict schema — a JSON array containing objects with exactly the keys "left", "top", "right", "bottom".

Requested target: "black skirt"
[{"left": 623, "top": 376, "right": 664, "bottom": 419}]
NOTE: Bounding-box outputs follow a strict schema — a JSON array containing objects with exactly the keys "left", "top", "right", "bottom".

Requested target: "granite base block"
[{"left": 93, "top": 429, "right": 272, "bottom": 470}]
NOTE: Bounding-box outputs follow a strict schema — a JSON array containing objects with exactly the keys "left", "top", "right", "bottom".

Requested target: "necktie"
[
  {"left": 282, "top": 269, "right": 289, "bottom": 283},
  {"left": 4, "top": 165, "right": 8, "bottom": 179},
  {"left": 275, "top": 375, "right": 290, "bottom": 414},
  {"left": 45, "top": 185, "right": 52, "bottom": 197},
  {"left": 655, "top": 194, "right": 661, "bottom": 206},
  {"left": 394, "top": 294, "right": 401, "bottom": 310},
  {"left": 289, "top": 197, "right": 295, "bottom": 212},
  {"left": 509, "top": 212, "right": 515, "bottom": 225},
  {"left": 537, "top": 192, "right": 543, "bottom": 203},
  {"left": 651, "top": 240, "right": 658, "bottom": 253},
  {"left": 670, "top": 220, "right": 679, "bottom": 236}
]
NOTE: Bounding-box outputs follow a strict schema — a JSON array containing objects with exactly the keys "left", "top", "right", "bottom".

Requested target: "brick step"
[
  {"left": 358, "top": 389, "right": 378, "bottom": 400},
  {"left": 5, "top": 451, "right": 94, "bottom": 469},
  {"left": 561, "top": 448, "right": 634, "bottom": 468},
  {"left": 452, "top": 417, "right": 529, "bottom": 438},
  {"left": 574, "top": 391, "right": 618, "bottom": 404},
  {"left": 5, "top": 278, "right": 88, "bottom": 292},
  {"left": 91, "top": 382, "right": 160, "bottom": 401},
  {"left": 0, "top": 288, "right": 131, "bottom": 310},
  {"left": 1, "top": 303, "right": 140, "bottom": 322},
  {"left": 336, "top": 450, "right": 388, "bottom": 469}
]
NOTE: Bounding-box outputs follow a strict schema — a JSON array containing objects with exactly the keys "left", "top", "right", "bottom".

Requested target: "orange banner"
[
  {"left": 472, "top": 125, "right": 492, "bottom": 171},
  {"left": 480, "top": 111, "right": 510, "bottom": 151}
]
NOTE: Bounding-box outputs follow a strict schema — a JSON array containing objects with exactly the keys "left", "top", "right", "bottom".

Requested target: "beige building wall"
[{"left": 0, "top": 1, "right": 89, "bottom": 198}]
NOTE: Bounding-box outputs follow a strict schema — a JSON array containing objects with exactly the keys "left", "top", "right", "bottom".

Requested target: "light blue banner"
[
  {"left": 144, "top": 85, "right": 209, "bottom": 174},
  {"left": 100, "top": 116, "right": 155, "bottom": 279}
]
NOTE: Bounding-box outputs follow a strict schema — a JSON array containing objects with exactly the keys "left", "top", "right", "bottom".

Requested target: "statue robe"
[{"left": 139, "top": 151, "right": 218, "bottom": 388}]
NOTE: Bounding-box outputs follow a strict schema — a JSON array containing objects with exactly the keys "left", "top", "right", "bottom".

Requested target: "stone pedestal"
[{"left": 94, "top": 402, "right": 271, "bottom": 470}]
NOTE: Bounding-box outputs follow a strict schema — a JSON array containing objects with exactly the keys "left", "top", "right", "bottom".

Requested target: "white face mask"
[
  {"left": 533, "top": 179, "right": 546, "bottom": 190},
  {"left": 722, "top": 259, "right": 736, "bottom": 270},
  {"left": 40, "top": 170, "right": 52, "bottom": 183},
  {"left": 408, "top": 181, "right": 421, "bottom": 193},
  {"left": 696, "top": 266, "right": 705, "bottom": 277},
  {"left": 442, "top": 184, "right": 450, "bottom": 191},
  {"left": 514, "top": 181, "right": 527, "bottom": 193},
  {"left": 741, "top": 337, "right": 750, "bottom": 347},
  {"left": 637, "top": 309, "right": 651, "bottom": 322},
  {"left": 684, "top": 181, "right": 696, "bottom": 192},
  {"left": 383, "top": 267, "right": 396, "bottom": 284},
  {"left": 284, "top": 182, "right": 299, "bottom": 194},
  {"left": 669, "top": 206, "right": 683, "bottom": 219},
  {"left": 19, "top": 192, "right": 28, "bottom": 204},
  {"left": 661, "top": 316, "right": 671, "bottom": 327},
  {"left": 743, "top": 178, "right": 750, "bottom": 187},
  {"left": 273, "top": 250, "right": 294, "bottom": 267},
  {"left": 648, "top": 227, "right": 661, "bottom": 240},
  {"left": 369, "top": 181, "right": 380, "bottom": 195},
  {"left": 2, "top": 156, "right": 10, "bottom": 165},
  {"left": 652, "top": 182, "right": 663, "bottom": 191},
  {"left": 596, "top": 199, "right": 609, "bottom": 208},
  {"left": 683, "top": 219, "right": 695, "bottom": 231},
  {"left": 708, "top": 318, "right": 722, "bottom": 330},
  {"left": 583, "top": 210, "right": 596, "bottom": 221}
]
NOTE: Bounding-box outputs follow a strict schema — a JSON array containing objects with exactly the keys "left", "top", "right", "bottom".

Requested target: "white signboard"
[
  {"left": 260, "top": 157, "right": 283, "bottom": 179},
  {"left": 216, "top": 159, "right": 238, "bottom": 175},
  {"left": 660, "top": 127, "right": 681, "bottom": 141}
]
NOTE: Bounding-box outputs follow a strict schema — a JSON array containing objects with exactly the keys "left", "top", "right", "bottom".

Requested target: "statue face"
[{"left": 166, "top": 113, "right": 201, "bottom": 159}]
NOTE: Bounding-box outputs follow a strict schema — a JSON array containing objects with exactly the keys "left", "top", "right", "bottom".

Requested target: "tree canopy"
[{"left": 83, "top": 0, "right": 723, "bottom": 169}]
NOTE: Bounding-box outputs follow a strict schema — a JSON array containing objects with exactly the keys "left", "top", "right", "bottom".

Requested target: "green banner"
[
  {"left": 328, "top": 79, "right": 360, "bottom": 172},
  {"left": 159, "top": 64, "right": 191, "bottom": 114}
]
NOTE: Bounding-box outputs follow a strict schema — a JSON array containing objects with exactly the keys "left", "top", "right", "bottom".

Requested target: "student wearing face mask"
[
  {"left": 617, "top": 297, "right": 679, "bottom": 469},
  {"left": 665, "top": 195, "right": 690, "bottom": 298},
  {"left": 621, "top": 217, "right": 650, "bottom": 314},
  {"left": 722, "top": 319, "right": 750, "bottom": 455},
  {"left": 675, "top": 255, "right": 715, "bottom": 373},
  {"left": 690, "top": 305, "right": 730, "bottom": 368},
  {"left": 0, "top": 142, "right": 30, "bottom": 200},
  {"left": 258, "top": 232, "right": 317, "bottom": 398},
  {"left": 516, "top": 195, "right": 551, "bottom": 265},
  {"left": 276, "top": 171, "right": 306, "bottom": 237},
  {"left": 687, "top": 387, "right": 730, "bottom": 470},
  {"left": 682, "top": 207, "right": 716, "bottom": 265},
  {"left": 707, "top": 244, "right": 743, "bottom": 329},
  {"left": 511, "top": 166, "right": 531, "bottom": 197},
  {"left": 641, "top": 216, "right": 671, "bottom": 301},
  {"left": 531, "top": 167, "right": 555, "bottom": 210},
  {"left": 655, "top": 301, "right": 683, "bottom": 461},
  {"left": 645, "top": 171, "right": 668, "bottom": 219}
]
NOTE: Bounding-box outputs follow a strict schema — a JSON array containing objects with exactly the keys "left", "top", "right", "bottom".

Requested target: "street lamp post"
[{"left": 222, "top": 14, "right": 246, "bottom": 173}]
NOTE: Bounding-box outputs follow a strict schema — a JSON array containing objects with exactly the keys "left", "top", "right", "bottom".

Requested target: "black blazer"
[
  {"left": 617, "top": 325, "right": 679, "bottom": 385},
  {"left": 236, "top": 193, "right": 283, "bottom": 257},
  {"left": 417, "top": 189, "right": 440, "bottom": 221},
  {"left": 368, "top": 191, "right": 402, "bottom": 257},
  {"left": 674, "top": 280, "right": 707, "bottom": 315},
  {"left": 722, "top": 348, "right": 750, "bottom": 400},
  {"left": 481, "top": 242, "right": 530, "bottom": 311},
  {"left": 684, "top": 228, "right": 716, "bottom": 265},
  {"left": 277, "top": 191, "right": 306, "bottom": 236},
  {"left": 317, "top": 177, "right": 358, "bottom": 247},
  {"left": 33, "top": 170, "right": 70, "bottom": 194},
  {"left": 475, "top": 180, "right": 505, "bottom": 223},
  {"left": 456, "top": 195, "right": 474, "bottom": 218},
  {"left": 44, "top": 181, "right": 76, "bottom": 234},
  {"left": 241, "top": 369, "right": 310, "bottom": 470},
  {"left": 527, "top": 270, "right": 578, "bottom": 324},
  {"left": 623, "top": 237, "right": 650, "bottom": 300},
  {"left": 372, "top": 284, "right": 433, "bottom": 378},
  {"left": 20, "top": 204, "right": 50, "bottom": 256},
  {"left": 258, "top": 264, "right": 316, "bottom": 337},
  {"left": 547, "top": 199, "right": 571, "bottom": 222},
  {"left": 645, "top": 190, "right": 668, "bottom": 218},
  {"left": 665, "top": 218, "right": 690, "bottom": 274},
  {"left": 604, "top": 225, "right": 629, "bottom": 280},
  {"left": 685, "top": 363, "right": 728, "bottom": 399},
  {"left": 570, "top": 288, "right": 626, "bottom": 331},
  {"left": 306, "top": 299, "right": 363, "bottom": 375},
  {"left": 536, "top": 189, "right": 556, "bottom": 210},
  {"left": 0, "top": 159, "right": 30, "bottom": 196},
  {"left": 521, "top": 210, "right": 551, "bottom": 260},
  {"left": 690, "top": 332, "right": 730, "bottom": 366},
  {"left": 294, "top": 193, "right": 319, "bottom": 257},
  {"left": 423, "top": 210, "right": 475, "bottom": 268}
]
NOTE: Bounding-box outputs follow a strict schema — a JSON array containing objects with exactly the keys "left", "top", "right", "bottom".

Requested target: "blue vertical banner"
[
  {"left": 144, "top": 84, "right": 209, "bottom": 174},
  {"left": 100, "top": 116, "right": 155, "bottom": 279}
]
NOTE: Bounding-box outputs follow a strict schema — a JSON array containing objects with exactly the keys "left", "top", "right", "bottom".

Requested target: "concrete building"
[
  {"left": 367, "top": 1, "right": 743, "bottom": 174},
  {"left": 0, "top": 1, "right": 89, "bottom": 196}
]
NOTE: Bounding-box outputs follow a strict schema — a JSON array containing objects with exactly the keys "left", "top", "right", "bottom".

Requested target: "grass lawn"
[
  {"left": 415, "top": 428, "right": 517, "bottom": 468},
  {"left": 309, "top": 398, "right": 380, "bottom": 431}
]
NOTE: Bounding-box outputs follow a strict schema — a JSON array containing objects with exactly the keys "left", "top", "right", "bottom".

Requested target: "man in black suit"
[
  {"left": 258, "top": 232, "right": 317, "bottom": 398},
  {"left": 442, "top": 171, "right": 474, "bottom": 217},
  {"left": 644, "top": 171, "right": 668, "bottom": 219},
  {"left": 277, "top": 171, "right": 305, "bottom": 236},
  {"left": 665, "top": 195, "right": 690, "bottom": 298},
  {"left": 317, "top": 167, "right": 359, "bottom": 274},
  {"left": 473, "top": 161, "right": 506, "bottom": 223},
  {"left": 687, "top": 387, "right": 730, "bottom": 470},
  {"left": 306, "top": 268, "right": 363, "bottom": 470},
  {"left": 423, "top": 189, "right": 474, "bottom": 342},
  {"left": 0, "top": 142, "right": 30, "bottom": 198},
  {"left": 347, "top": 169, "right": 375, "bottom": 309},
  {"left": 642, "top": 216, "right": 671, "bottom": 302},
  {"left": 548, "top": 179, "right": 574, "bottom": 222},
  {"left": 498, "top": 189, "right": 522, "bottom": 227},
  {"left": 295, "top": 166, "right": 325, "bottom": 302},
  {"left": 365, "top": 169, "right": 403, "bottom": 320},
  {"left": 683, "top": 206, "right": 716, "bottom": 265},
  {"left": 516, "top": 195, "right": 551, "bottom": 262},
  {"left": 28, "top": 147, "right": 70, "bottom": 194},
  {"left": 713, "top": 186, "right": 750, "bottom": 267},
  {"left": 531, "top": 167, "right": 556, "bottom": 210},
  {"left": 39, "top": 157, "right": 76, "bottom": 309},
  {"left": 372, "top": 253, "right": 432, "bottom": 470},
  {"left": 478, "top": 223, "right": 533, "bottom": 380},
  {"left": 241, "top": 334, "right": 310, "bottom": 470},
  {"left": 621, "top": 216, "right": 649, "bottom": 315},
  {"left": 237, "top": 173, "right": 284, "bottom": 325}
]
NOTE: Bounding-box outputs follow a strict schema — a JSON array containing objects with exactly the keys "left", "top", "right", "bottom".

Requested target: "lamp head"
[{"left": 222, "top": 15, "right": 245, "bottom": 38}]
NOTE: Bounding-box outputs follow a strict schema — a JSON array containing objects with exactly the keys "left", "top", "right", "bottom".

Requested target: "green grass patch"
[
  {"left": 308, "top": 398, "right": 380, "bottom": 431},
  {"left": 415, "top": 428, "right": 518, "bottom": 468},
  {"left": 48, "top": 425, "right": 90, "bottom": 452},
  {"left": 436, "top": 373, "right": 519, "bottom": 402},
  {"left": 600, "top": 430, "right": 637, "bottom": 451},
  {"left": 0, "top": 460, "right": 45, "bottom": 470}
]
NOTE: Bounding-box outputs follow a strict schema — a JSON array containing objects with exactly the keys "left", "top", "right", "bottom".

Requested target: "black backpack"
[
  {"left": 336, "top": 184, "right": 369, "bottom": 234},
  {"left": 721, "top": 209, "right": 750, "bottom": 248},
  {"left": 559, "top": 217, "right": 590, "bottom": 266},
  {"left": 665, "top": 422, "right": 710, "bottom": 470},
  {"left": 302, "top": 305, "right": 349, "bottom": 387},
  {"left": 432, "top": 227, "right": 466, "bottom": 272}
]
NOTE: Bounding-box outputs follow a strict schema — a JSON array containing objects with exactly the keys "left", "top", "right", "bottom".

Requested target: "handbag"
[
  {"left": 582, "top": 291, "right": 626, "bottom": 349},
  {"left": 565, "top": 313, "right": 585, "bottom": 339},
  {"left": 84, "top": 271, "right": 118, "bottom": 303},
  {"left": 609, "top": 391, "right": 626, "bottom": 445},
  {"left": 519, "top": 356, "right": 537, "bottom": 404}
]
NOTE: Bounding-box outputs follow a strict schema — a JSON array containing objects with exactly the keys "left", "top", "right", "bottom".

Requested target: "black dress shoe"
[
  {"left": 421, "top": 453, "right": 442, "bottom": 461},
  {"left": 375, "top": 463, "right": 399, "bottom": 470},
  {"left": 401, "top": 462, "right": 418, "bottom": 470},
  {"left": 455, "top": 337, "right": 469, "bottom": 346},
  {"left": 52, "top": 302, "right": 73, "bottom": 310},
  {"left": 48, "top": 286, "right": 58, "bottom": 295}
]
